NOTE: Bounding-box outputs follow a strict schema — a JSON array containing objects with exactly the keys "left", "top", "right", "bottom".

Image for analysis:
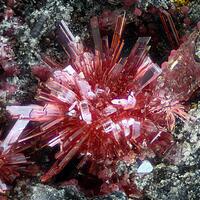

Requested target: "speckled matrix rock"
[
  {"left": 9, "top": 181, "right": 128, "bottom": 200},
  {"left": 135, "top": 102, "right": 200, "bottom": 200}
]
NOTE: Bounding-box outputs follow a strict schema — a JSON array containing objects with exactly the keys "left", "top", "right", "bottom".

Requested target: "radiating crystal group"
[{"left": 3, "top": 12, "right": 200, "bottom": 196}]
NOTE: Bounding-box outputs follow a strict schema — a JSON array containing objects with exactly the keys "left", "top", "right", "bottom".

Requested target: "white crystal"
[
  {"left": 79, "top": 100, "right": 92, "bottom": 124},
  {"left": 128, "top": 118, "right": 135, "bottom": 126},
  {"left": 69, "top": 101, "right": 78, "bottom": 111},
  {"left": 57, "top": 89, "right": 76, "bottom": 104},
  {"left": 63, "top": 65, "right": 77, "bottom": 76},
  {"left": 137, "top": 160, "right": 153, "bottom": 174},
  {"left": 77, "top": 79, "right": 95, "bottom": 100},
  {"left": 111, "top": 98, "right": 128, "bottom": 105},
  {"left": 133, "top": 120, "right": 141, "bottom": 138},
  {"left": 1, "top": 119, "right": 29, "bottom": 152},
  {"left": 121, "top": 119, "right": 130, "bottom": 136},
  {"left": 6, "top": 105, "right": 41, "bottom": 119},
  {"left": 102, "top": 119, "right": 121, "bottom": 136},
  {"left": 103, "top": 105, "right": 117, "bottom": 116},
  {"left": 127, "top": 93, "right": 136, "bottom": 106},
  {"left": 67, "top": 109, "right": 77, "bottom": 117},
  {"left": 111, "top": 94, "right": 136, "bottom": 109},
  {"left": 103, "top": 119, "right": 115, "bottom": 133},
  {"left": 120, "top": 118, "right": 140, "bottom": 138},
  {"left": 95, "top": 87, "right": 106, "bottom": 95}
]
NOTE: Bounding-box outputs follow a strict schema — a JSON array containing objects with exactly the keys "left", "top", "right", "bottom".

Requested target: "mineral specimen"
[
  {"left": 5, "top": 13, "right": 170, "bottom": 187},
  {"left": 3, "top": 7, "right": 200, "bottom": 198}
]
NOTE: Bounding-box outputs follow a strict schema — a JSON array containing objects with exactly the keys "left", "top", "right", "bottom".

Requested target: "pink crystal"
[
  {"left": 1, "top": 119, "right": 29, "bottom": 151},
  {"left": 0, "top": 120, "right": 35, "bottom": 193},
  {"left": 133, "top": 8, "right": 142, "bottom": 16},
  {"left": 31, "top": 64, "right": 52, "bottom": 81},
  {"left": 159, "top": 9, "right": 180, "bottom": 48},
  {"left": 181, "top": 6, "right": 189, "bottom": 15}
]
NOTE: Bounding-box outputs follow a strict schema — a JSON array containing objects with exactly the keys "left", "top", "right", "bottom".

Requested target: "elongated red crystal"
[
  {"left": 159, "top": 9, "right": 180, "bottom": 48},
  {"left": 0, "top": 120, "right": 34, "bottom": 193}
]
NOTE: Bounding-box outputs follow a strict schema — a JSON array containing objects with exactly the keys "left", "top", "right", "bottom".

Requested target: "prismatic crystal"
[
  {"left": 5, "top": 14, "right": 200, "bottom": 195},
  {"left": 0, "top": 119, "right": 32, "bottom": 193}
]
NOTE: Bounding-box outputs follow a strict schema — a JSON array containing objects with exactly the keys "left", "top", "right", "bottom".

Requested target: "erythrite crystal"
[
  {"left": 133, "top": 8, "right": 142, "bottom": 16},
  {"left": 158, "top": 30, "right": 200, "bottom": 102},
  {"left": 159, "top": 9, "right": 180, "bottom": 48},
  {"left": 6, "top": 15, "right": 200, "bottom": 195},
  {"left": 0, "top": 120, "right": 33, "bottom": 193},
  {"left": 98, "top": 10, "right": 118, "bottom": 30}
]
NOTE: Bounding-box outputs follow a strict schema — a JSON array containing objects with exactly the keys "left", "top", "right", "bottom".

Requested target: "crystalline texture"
[
  {"left": 6, "top": 16, "right": 163, "bottom": 183},
  {"left": 7, "top": 14, "right": 193, "bottom": 195},
  {"left": 90, "top": 17, "right": 103, "bottom": 53}
]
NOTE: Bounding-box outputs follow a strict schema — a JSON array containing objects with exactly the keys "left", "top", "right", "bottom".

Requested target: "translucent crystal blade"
[
  {"left": 111, "top": 13, "right": 126, "bottom": 50},
  {"left": 129, "top": 61, "right": 162, "bottom": 94},
  {"left": 1, "top": 119, "right": 29, "bottom": 152},
  {"left": 57, "top": 20, "right": 82, "bottom": 59},
  {"left": 126, "top": 37, "right": 151, "bottom": 71},
  {"left": 90, "top": 16, "right": 102, "bottom": 53},
  {"left": 79, "top": 100, "right": 92, "bottom": 124},
  {"left": 159, "top": 9, "right": 180, "bottom": 47}
]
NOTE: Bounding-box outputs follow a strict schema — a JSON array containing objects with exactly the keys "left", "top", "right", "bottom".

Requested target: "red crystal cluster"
[
  {"left": 4, "top": 13, "right": 200, "bottom": 195},
  {"left": 0, "top": 119, "right": 31, "bottom": 193},
  {"left": 7, "top": 15, "right": 164, "bottom": 179}
]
